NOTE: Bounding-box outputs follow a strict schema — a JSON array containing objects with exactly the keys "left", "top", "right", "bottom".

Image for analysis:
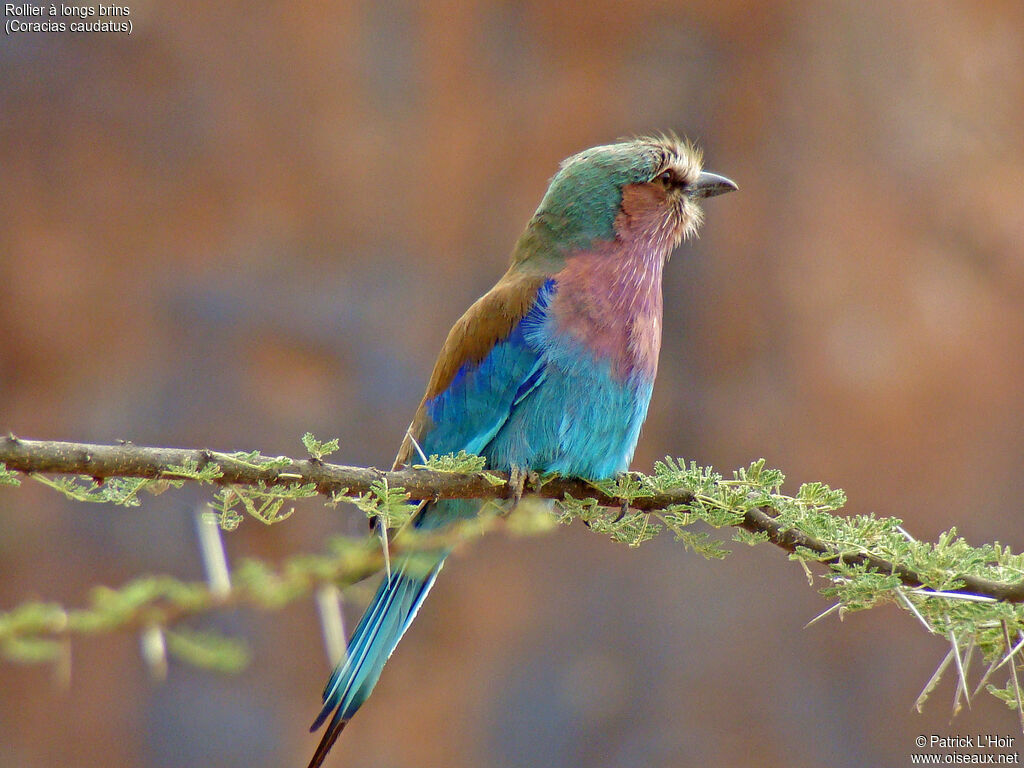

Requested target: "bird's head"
[{"left": 515, "top": 136, "right": 736, "bottom": 267}]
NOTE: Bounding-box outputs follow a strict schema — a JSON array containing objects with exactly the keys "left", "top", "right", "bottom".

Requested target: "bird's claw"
[{"left": 610, "top": 497, "right": 630, "bottom": 524}]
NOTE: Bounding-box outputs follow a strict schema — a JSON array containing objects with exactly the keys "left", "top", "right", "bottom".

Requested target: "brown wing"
[{"left": 392, "top": 267, "right": 548, "bottom": 469}]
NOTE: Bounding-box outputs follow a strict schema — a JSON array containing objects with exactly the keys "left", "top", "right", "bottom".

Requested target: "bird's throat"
[{"left": 549, "top": 243, "right": 664, "bottom": 382}]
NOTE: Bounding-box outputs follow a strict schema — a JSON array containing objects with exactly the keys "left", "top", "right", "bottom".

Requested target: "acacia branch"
[
  {"left": 0, "top": 434, "right": 617, "bottom": 503},
  {"left": 737, "top": 507, "right": 1024, "bottom": 602},
  {"left": 2, "top": 435, "right": 1024, "bottom": 604}
]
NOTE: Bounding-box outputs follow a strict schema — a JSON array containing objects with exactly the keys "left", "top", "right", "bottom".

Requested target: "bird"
[{"left": 306, "top": 136, "right": 736, "bottom": 767}]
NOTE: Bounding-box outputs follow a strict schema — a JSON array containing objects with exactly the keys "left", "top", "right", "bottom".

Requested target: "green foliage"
[
  {"left": 587, "top": 471, "right": 653, "bottom": 503},
  {"left": 206, "top": 494, "right": 245, "bottom": 531},
  {"left": 673, "top": 529, "right": 731, "bottom": 560},
  {"left": 32, "top": 475, "right": 155, "bottom": 506},
  {"left": 0, "top": 535, "right": 387, "bottom": 673},
  {"left": 0, "top": 602, "right": 67, "bottom": 663},
  {"left": 418, "top": 450, "right": 486, "bottom": 473},
  {"left": 733, "top": 529, "right": 770, "bottom": 546},
  {"left": 347, "top": 479, "right": 413, "bottom": 529},
  {"left": 209, "top": 482, "right": 317, "bottom": 529},
  {"left": 302, "top": 432, "right": 340, "bottom": 462},
  {"left": 165, "top": 629, "right": 250, "bottom": 674},
  {"left": 2, "top": 635, "right": 64, "bottom": 663},
  {"left": 0, "top": 464, "right": 20, "bottom": 486},
  {"left": 29, "top": 460, "right": 225, "bottom": 509},
  {"left": 558, "top": 494, "right": 661, "bottom": 547},
  {"left": 987, "top": 681, "right": 1021, "bottom": 710},
  {"left": 416, "top": 450, "right": 507, "bottom": 486},
  {"left": 162, "top": 458, "right": 224, "bottom": 484}
]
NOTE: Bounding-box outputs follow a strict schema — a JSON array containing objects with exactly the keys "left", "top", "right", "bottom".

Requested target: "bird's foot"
[{"left": 506, "top": 466, "right": 540, "bottom": 512}]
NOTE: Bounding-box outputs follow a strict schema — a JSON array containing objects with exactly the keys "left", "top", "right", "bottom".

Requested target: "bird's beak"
[{"left": 689, "top": 171, "right": 738, "bottom": 199}]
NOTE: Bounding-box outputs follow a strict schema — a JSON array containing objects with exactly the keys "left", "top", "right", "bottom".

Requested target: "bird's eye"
[{"left": 656, "top": 169, "right": 685, "bottom": 189}]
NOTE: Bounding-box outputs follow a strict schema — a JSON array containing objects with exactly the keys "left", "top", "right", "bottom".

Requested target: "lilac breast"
[{"left": 548, "top": 242, "right": 664, "bottom": 383}]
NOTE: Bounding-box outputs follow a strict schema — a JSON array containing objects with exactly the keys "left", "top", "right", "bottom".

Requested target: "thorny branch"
[{"left": 2, "top": 435, "right": 1024, "bottom": 604}]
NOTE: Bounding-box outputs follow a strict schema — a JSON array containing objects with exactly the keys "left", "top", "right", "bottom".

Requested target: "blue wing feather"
[{"left": 418, "top": 279, "right": 554, "bottom": 458}]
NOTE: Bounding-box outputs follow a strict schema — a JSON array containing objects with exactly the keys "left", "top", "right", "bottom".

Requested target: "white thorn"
[
  {"left": 896, "top": 525, "right": 917, "bottom": 542},
  {"left": 904, "top": 588, "right": 995, "bottom": 603},
  {"left": 896, "top": 589, "right": 934, "bottom": 634},
  {"left": 406, "top": 430, "right": 428, "bottom": 464},
  {"left": 949, "top": 631, "right": 971, "bottom": 709},
  {"left": 379, "top": 521, "right": 392, "bottom": 579},
  {"left": 992, "top": 633, "right": 1024, "bottom": 673},
  {"left": 315, "top": 583, "right": 348, "bottom": 667},
  {"left": 915, "top": 648, "right": 954, "bottom": 713},
  {"left": 1002, "top": 621, "right": 1024, "bottom": 731},
  {"left": 194, "top": 504, "right": 231, "bottom": 599},
  {"left": 804, "top": 602, "right": 842, "bottom": 629},
  {"left": 973, "top": 654, "right": 1003, "bottom": 699},
  {"left": 141, "top": 625, "right": 168, "bottom": 681}
]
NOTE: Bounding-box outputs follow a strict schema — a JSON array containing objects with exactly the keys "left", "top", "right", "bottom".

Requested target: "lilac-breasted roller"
[{"left": 307, "top": 136, "right": 736, "bottom": 766}]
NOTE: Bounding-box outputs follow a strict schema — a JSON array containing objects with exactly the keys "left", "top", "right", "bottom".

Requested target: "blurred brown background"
[{"left": 2, "top": 1, "right": 1024, "bottom": 766}]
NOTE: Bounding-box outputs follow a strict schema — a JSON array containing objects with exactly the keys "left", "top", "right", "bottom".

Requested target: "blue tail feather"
[
  {"left": 306, "top": 554, "right": 445, "bottom": 766},
  {"left": 310, "top": 554, "right": 445, "bottom": 731}
]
